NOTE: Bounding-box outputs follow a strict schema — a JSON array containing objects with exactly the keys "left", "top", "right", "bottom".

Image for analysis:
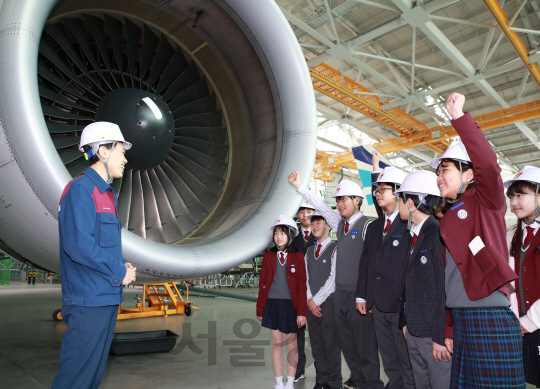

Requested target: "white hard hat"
[
  {"left": 394, "top": 171, "right": 441, "bottom": 198},
  {"left": 299, "top": 200, "right": 316, "bottom": 210},
  {"left": 271, "top": 215, "right": 299, "bottom": 237},
  {"left": 307, "top": 210, "right": 325, "bottom": 220},
  {"left": 504, "top": 166, "right": 540, "bottom": 189},
  {"left": 430, "top": 142, "right": 471, "bottom": 169},
  {"left": 376, "top": 166, "right": 407, "bottom": 186},
  {"left": 79, "top": 121, "right": 132, "bottom": 152},
  {"left": 333, "top": 180, "right": 364, "bottom": 198}
]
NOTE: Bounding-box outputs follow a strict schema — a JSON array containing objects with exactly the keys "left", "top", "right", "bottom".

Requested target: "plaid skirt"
[
  {"left": 523, "top": 328, "right": 540, "bottom": 387},
  {"left": 450, "top": 307, "right": 525, "bottom": 389},
  {"left": 261, "top": 298, "right": 298, "bottom": 334}
]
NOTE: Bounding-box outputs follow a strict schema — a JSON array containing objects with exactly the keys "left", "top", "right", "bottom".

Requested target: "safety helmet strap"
[
  {"left": 92, "top": 141, "right": 117, "bottom": 184},
  {"left": 385, "top": 196, "right": 399, "bottom": 216},
  {"left": 523, "top": 185, "right": 540, "bottom": 226},
  {"left": 404, "top": 194, "right": 425, "bottom": 230},
  {"left": 446, "top": 160, "right": 475, "bottom": 204}
]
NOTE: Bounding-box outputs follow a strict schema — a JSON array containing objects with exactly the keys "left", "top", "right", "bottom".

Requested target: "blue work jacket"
[{"left": 58, "top": 167, "right": 127, "bottom": 306}]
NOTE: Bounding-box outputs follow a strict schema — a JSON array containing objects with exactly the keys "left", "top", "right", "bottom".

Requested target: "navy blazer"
[
  {"left": 295, "top": 231, "right": 317, "bottom": 255},
  {"left": 356, "top": 172, "right": 409, "bottom": 313},
  {"left": 399, "top": 216, "right": 447, "bottom": 346}
]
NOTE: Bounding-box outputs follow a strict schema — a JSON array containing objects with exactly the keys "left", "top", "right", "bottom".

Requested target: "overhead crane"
[
  {"left": 313, "top": 150, "right": 356, "bottom": 182},
  {"left": 311, "top": 61, "right": 540, "bottom": 157},
  {"left": 374, "top": 100, "right": 540, "bottom": 154},
  {"left": 310, "top": 63, "right": 428, "bottom": 135},
  {"left": 482, "top": 0, "right": 540, "bottom": 89},
  {"left": 310, "top": 4, "right": 540, "bottom": 167}
]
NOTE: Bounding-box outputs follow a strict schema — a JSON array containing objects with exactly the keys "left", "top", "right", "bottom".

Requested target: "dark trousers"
[
  {"left": 334, "top": 288, "right": 383, "bottom": 389},
  {"left": 52, "top": 305, "right": 118, "bottom": 389},
  {"left": 373, "top": 305, "right": 415, "bottom": 389},
  {"left": 406, "top": 329, "right": 451, "bottom": 389},
  {"left": 297, "top": 323, "right": 306, "bottom": 372},
  {"left": 307, "top": 298, "right": 342, "bottom": 388}
]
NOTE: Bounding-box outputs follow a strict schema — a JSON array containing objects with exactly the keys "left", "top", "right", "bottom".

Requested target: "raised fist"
[{"left": 446, "top": 92, "right": 465, "bottom": 120}]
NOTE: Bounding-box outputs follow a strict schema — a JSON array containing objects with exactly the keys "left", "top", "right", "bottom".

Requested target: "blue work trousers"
[{"left": 52, "top": 305, "right": 118, "bottom": 389}]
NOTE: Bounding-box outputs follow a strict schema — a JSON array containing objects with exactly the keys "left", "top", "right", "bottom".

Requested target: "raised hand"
[
  {"left": 372, "top": 150, "right": 381, "bottom": 172},
  {"left": 288, "top": 171, "right": 302, "bottom": 189},
  {"left": 446, "top": 92, "right": 465, "bottom": 120}
]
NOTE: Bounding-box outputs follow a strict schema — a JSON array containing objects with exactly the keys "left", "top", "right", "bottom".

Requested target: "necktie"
[
  {"left": 315, "top": 244, "right": 322, "bottom": 257},
  {"left": 304, "top": 231, "right": 309, "bottom": 240},
  {"left": 279, "top": 252, "right": 285, "bottom": 265},
  {"left": 345, "top": 221, "right": 350, "bottom": 233},
  {"left": 412, "top": 233, "right": 418, "bottom": 247},
  {"left": 523, "top": 226, "right": 535, "bottom": 248},
  {"left": 384, "top": 219, "right": 391, "bottom": 234}
]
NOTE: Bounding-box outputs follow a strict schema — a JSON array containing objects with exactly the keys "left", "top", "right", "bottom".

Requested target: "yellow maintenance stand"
[{"left": 52, "top": 281, "right": 198, "bottom": 322}]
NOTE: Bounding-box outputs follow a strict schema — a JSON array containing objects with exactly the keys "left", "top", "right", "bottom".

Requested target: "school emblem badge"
[
  {"left": 421, "top": 256, "right": 427, "bottom": 264},
  {"left": 457, "top": 209, "right": 467, "bottom": 219}
]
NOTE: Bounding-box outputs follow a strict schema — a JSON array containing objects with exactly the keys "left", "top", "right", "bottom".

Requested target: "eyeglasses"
[{"left": 373, "top": 187, "right": 393, "bottom": 196}]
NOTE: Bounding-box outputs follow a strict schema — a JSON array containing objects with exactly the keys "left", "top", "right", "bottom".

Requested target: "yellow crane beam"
[
  {"left": 483, "top": 0, "right": 540, "bottom": 89},
  {"left": 310, "top": 63, "right": 430, "bottom": 135},
  {"left": 313, "top": 151, "right": 356, "bottom": 182},
  {"left": 374, "top": 100, "right": 540, "bottom": 154}
]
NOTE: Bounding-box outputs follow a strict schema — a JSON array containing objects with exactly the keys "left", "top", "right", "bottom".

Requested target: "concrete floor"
[
  {"left": 0, "top": 282, "right": 535, "bottom": 389},
  {"left": 0, "top": 282, "right": 386, "bottom": 389}
]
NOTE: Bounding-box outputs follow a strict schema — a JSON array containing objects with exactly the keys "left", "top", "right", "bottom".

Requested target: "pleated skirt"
[{"left": 450, "top": 307, "right": 525, "bottom": 389}]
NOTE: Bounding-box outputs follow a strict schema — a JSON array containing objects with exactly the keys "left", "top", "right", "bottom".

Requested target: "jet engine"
[{"left": 0, "top": 0, "right": 316, "bottom": 279}]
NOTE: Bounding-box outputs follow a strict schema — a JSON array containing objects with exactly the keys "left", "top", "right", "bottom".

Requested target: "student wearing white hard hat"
[
  {"left": 505, "top": 166, "right": 540, "bottom": 387},
  {"left": 432, "top": 93, "right": 524, "bottom": 388},
  {"left": 293, "top": 199, "right": 317, "bottom": 383},
  {"left": 392, "top": 171, "right": 451, "bottom": 389},
  {"left": 52, "top": 122, "right": 136, "bottom": 389},
  {"left": 296, "top": 200, "right": 317, "bottom": 253},
  {"left": 355, "top": 151, "right": 415, "bottom": 389},
  {"left": 304, "top": 210, "right": 342, "bottom": 389},
  {"left": 288, "top": 171, "right": 383, "bottom": 389},
  {"left": 256, "top": 215, "right": 307, "bottom": 389}
]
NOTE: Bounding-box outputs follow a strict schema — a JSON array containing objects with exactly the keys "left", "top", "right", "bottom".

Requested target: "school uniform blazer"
[
  {"left": 295, "top": 232, "right": 317, "bottom": 255},
  {"left": 507, "top": 225, "right": 540, "bottom": 333},
  {"left": 439, "top": 113, "right": 517, "bottom": 301},
  {"left": 399, "top": 216, "right": 447, "bottom": 346},
  {"left": 256, "top": 249, "right": 307, "bottom": 317},
  {"left": 355, "top": 171, "right": 409, "bottom": 312}
]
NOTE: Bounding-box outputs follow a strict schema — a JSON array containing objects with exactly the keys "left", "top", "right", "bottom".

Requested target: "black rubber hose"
[{"left": 177, "top": 284, "right": 257, "bottom": 302}]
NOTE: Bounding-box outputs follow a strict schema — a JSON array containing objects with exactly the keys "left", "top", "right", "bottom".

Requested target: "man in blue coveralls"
[{"left": 52, "top": 122, "right": 137, "bottom": 389}]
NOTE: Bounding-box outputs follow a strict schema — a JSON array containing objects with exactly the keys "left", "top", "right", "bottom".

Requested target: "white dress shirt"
[
  {"left": 410, "top": 215, "right": 429, "bottom": 238},
  {"left": 301, "top": 226, "right": 311, "bottom": 240},
  {"left": 383, "top": 211, "right": 399, "bottom": 236}
]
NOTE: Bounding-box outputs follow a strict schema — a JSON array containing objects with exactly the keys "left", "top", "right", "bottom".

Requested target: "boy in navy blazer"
[
  {"left": 395, "top": 171, "right": 451, "bottom": 389},
  {"left": 356, "top": 153, "right": 414, "bottom": 389}
]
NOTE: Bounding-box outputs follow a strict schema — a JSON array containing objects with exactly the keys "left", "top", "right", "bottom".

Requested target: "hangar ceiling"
[{"left": 275, "top": 0, "right": 540, "bottom": 180}]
